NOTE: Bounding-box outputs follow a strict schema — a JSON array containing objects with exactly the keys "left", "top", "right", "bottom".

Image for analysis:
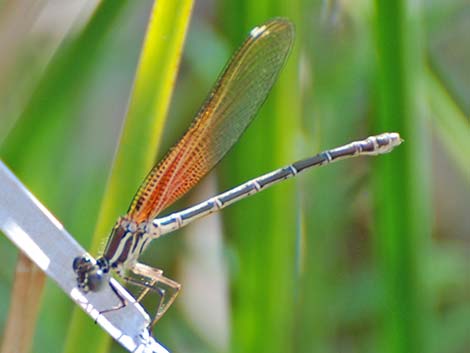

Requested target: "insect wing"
[{"left": 127, "top": 18, "right": 294, "bottom": 222}]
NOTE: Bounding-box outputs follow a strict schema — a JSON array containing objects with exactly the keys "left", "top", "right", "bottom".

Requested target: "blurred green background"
[{"left": 0, "top": 1, "right": 469, "bottom": 353}]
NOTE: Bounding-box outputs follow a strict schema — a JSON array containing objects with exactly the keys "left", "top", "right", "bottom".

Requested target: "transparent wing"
[{"left": 127, "top": 18, "right": 294, "bottom": 222}]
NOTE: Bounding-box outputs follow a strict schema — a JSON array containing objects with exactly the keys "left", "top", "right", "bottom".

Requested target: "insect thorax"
[{"left": 102, "top": 216, "right": 153, "bottom": 271}]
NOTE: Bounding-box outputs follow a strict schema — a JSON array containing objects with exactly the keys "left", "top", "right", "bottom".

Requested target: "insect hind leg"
[{"left": 124, "top": 262, "right": 181, "bottom": 328}]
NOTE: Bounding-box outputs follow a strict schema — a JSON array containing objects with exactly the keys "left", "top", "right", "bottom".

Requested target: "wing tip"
[{"left": 250, "top": 17, "right": 295, "bottom": 41}]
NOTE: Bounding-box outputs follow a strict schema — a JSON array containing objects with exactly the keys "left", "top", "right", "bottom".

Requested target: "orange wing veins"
[{"left": 126, "top": 18, "right": 294, "bottom": 223}]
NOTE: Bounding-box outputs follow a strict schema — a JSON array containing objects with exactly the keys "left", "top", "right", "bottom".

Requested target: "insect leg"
[
  {"left": 125, "top": 262, "right": 181, "bottom": 327},
  {"left": 96, "top": 281, "right": 128, "bottom": 321}
]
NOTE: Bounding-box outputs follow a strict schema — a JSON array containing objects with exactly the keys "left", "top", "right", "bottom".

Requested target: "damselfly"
[{"left": 73, "top": 18, "right": 402, "bottom": 327}]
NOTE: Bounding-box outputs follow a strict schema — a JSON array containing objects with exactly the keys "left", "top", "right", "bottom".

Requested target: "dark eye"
[
  {"left": 87, "top": 269, "right": 105, "bottom": 292},
  {"left": 72, "top": 255, "right": 91, "bottom": 272}
]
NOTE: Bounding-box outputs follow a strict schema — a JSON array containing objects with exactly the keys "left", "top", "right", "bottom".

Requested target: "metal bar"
[
  {"left": 153, "top": 132, "right": 402, "bottom": 236},
  {"left": 0, "top": 161, "right": 169, "bottom": 353}
]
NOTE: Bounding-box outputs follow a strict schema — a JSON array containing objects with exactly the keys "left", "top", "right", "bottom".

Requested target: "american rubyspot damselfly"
[{"left": 73, "top": 18, "right": 402, "bottom": 328}]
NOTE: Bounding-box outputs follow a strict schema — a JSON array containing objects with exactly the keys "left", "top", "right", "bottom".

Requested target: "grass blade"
[{"left": 373, "top": 1, "right": 431, "bottom": 352}]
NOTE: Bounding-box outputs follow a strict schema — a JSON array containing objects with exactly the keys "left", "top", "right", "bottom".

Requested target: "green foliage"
[{"left": 373, "top": 1, "right": 430, "bottom": 352}]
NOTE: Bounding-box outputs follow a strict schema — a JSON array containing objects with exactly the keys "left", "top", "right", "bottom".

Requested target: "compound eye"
[
  {"left": 72, "top": 255, "right": 91, "bottom": 272},
  {"left": 87, "top": 269, "right": 105, "bottom": 292},
  {"left": 72, "top": 257, "right": 84, "bottom": 272}
]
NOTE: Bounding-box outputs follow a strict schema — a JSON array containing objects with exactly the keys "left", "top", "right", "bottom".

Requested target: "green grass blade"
[
  {"left": 373, "top": 1, "right": 431, "bottom": 352},
  {"left": 90, "top": 0, "right": 194, "bottom": 247},
  {"left": 63, "top": 1, "right": 194, "bottom": 353}
]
